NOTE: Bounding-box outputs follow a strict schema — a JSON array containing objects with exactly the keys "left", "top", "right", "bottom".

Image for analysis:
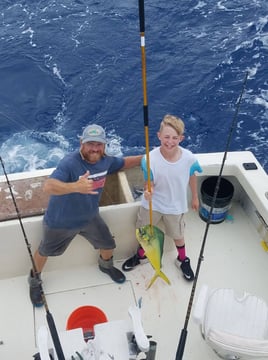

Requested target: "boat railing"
[{"left": 0, "top": 168, "right": 139, "bottom": 222}]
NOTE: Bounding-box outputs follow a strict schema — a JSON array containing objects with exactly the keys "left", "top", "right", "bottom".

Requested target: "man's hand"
[
  {"left": 44, "top": 171, "right": 99, "bottom": 195},
  {"left": 77, "top": 171, "right": 98, "bottom": 194}
]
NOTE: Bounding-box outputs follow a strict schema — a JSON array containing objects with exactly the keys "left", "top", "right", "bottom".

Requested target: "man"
[{"left": 29, "top": 124, "right": 142, "bottom": 307}]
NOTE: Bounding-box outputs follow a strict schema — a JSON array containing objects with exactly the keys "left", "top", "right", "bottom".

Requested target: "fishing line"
[
  {"left": 175, "top": 71, "right": 249, "bottom": 360},
  {"left": 0, "top": 156, "right": 65, "bottom": 360},
  {"left": 0, "top": 112, "right": 31, "bottom": 131}
]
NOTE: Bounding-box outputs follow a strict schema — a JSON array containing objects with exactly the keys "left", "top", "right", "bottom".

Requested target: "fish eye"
[{"left": 139, "top": 228, "right": 146, "bottom": 236}]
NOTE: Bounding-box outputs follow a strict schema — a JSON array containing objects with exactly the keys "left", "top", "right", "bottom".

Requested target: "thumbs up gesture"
[{"left": 77, "top": 171, "right": 98, "bottom": 195}]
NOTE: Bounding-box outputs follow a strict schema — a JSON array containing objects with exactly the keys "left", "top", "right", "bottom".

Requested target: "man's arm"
[
  {"left": 122, "top": 155, "right": 143, "bottom": 169},
  {"left": 43, "top": 171, "right": 98, "bottom": 195}
]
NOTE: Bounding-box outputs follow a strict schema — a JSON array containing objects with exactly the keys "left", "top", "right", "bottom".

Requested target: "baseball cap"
[{"left": 80, "top": 124, "right": 106, "bottom": 144}]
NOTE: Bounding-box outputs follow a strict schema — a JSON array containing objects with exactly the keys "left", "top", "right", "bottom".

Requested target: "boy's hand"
[
  {"left": 144, "top": 189, "right": 152, "bottom": 201},
  {"left": 143, "top": 183, "right": 154, "bottom": 201},
  {"left": 191, "top": 196, "right": 199, "bottom": 211}
]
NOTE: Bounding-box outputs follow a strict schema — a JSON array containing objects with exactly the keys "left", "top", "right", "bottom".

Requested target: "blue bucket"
[{"left": 199, "top": 177, "right": 234, "bottom": 224}]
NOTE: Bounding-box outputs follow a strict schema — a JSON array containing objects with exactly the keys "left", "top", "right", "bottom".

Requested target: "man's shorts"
[
  {"left": 136, "top": 206, "right": 185, "bottom": 240},
  {"left": 38, "top": 213, "right": 116, "bottom": 257}
]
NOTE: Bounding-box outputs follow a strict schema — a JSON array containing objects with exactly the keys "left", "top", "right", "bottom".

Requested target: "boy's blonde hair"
[{"left": 159, "top": 114, "right": 185, "bottom": 135}]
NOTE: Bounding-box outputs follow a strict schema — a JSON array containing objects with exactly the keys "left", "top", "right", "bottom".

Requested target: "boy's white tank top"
[{"left": 141, "top": 146, "right": 197, "bottom": 215}]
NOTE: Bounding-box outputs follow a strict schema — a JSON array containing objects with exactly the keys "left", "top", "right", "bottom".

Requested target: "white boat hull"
[{"left": 0, "top": 151, "right": 267, "bottom": 359}]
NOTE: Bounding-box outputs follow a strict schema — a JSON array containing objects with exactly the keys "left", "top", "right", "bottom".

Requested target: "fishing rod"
[
  {"left": 0, "top": 156, "right": 65, "bottom": 360},
  {"left": 138, "top": 0, "right": 154, "bottom": 230},
  {"left": 137, "top": 0, "right": 170, "bottom": 293},
  {"left": 175, "top": 71, "right": 249, "bottom": 360}
]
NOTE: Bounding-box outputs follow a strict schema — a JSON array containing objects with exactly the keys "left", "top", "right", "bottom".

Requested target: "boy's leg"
[
  {"left": 174, "top": 239, "right": 194, "bottom": 281},
  {"left": 122, "top": 245, "right": 148, "bottom": 271},
  {"left": 122, "top": 207, "right": 162, "bottom": 272},
  {"left": 164, "top": 214, "right": 195, "bottom": 282}
]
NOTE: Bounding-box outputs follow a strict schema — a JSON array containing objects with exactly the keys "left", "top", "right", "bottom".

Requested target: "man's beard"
[{"left": 82, "top": 150, "right": 104, "bottom": 163}]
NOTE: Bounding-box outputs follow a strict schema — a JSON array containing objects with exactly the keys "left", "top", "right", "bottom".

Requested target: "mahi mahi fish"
[{"left": 136, "top": 225, "right": 171, "bottom": 289}]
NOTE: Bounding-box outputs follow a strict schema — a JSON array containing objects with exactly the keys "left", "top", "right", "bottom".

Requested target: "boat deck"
[{"left": 0, "top": 201, "right": 267, "bottom": 359}]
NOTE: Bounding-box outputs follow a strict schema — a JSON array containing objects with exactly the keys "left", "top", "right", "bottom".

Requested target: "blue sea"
[{"left": 0, "top": 0, "right": 267, "bottom": 174}]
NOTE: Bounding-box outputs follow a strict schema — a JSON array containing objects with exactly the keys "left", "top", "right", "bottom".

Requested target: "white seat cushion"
[
  {"left": 207, "top": 328, "right": 268, "bottom": 358},
  {"left": 203, "top": 288, "right": 268, "bottom": 340},
  {"left": 194, "top": 286, "right": 268, "bottom": 359}
]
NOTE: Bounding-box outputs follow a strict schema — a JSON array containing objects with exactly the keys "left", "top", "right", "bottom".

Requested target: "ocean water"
[{"left": 0, "top": 0, "right": 267, "bottom": 174}]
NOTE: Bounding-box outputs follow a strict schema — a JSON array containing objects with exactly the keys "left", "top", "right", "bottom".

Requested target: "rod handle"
[
  {"left": 46, "top": 311, "right": 66, "bottom": 360},
  {"left": 175, "top": 329, "right": 188, "bottom": 360}
]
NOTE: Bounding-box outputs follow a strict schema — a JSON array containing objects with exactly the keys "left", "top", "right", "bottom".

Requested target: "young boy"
[{"left": 122, "top": 114, "right": 202, "bottom": 281}]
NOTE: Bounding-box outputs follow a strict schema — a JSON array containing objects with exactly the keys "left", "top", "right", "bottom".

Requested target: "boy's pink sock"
[
  {"left": 138, "top": 246, "right": 146, "bottom": 258},
  {"left": 176, "top": 245, "right": 186, "bottom": 261}
]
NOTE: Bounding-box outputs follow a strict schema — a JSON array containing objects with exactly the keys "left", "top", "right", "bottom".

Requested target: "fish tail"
[
  {"left": 159, "top": 270, "right": 171, "bottom": 285},
  {"left": 146, "top": 273, "right": 158, "bottom": 289},
  {"left": 146, "top": 270, "right": 171, "bottom": 289}
]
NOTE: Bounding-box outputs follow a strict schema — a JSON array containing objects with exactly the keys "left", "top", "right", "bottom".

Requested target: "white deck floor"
[{"left": 0, "top": 202, "right": 268, "bottom": 359}]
